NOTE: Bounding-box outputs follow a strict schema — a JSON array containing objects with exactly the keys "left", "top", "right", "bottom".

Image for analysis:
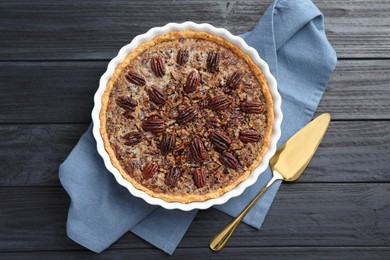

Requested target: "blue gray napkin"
[{"left": 59, "top": 0, "right": 336, "bottom": 255}]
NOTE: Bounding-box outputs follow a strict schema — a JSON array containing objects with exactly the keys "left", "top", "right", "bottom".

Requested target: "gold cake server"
[{"left": 210, "top": 113, "right": 331, "bottom": 251}]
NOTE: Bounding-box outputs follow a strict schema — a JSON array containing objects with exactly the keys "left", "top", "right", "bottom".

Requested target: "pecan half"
[
  {"left": 150, "top": 57, "right": 165, "bottom": 77},
  {"left": 240, "top": 100, "right": 264, "bottom": 114},
  {"left": 123, "top": 131, "right": 143, "bottom": 146},
  {"left": 189, "top": 137, "right": 207, "bottom": 163},
  {"left": 226, "top": 70, "right": 244, "bottom": 89},
  {"left": 176, "top": 48, "right": 189, "bottom": 66},
  {"left": 115, "top": 96, "right": 138, "bottom": 111},
  {"left": 142, "top": 162, "right": 158, "bottom": 179},
  {"left": 239, "top": 129, "right": 261, "bottom": 143},
  {"left": 184, "top": 71, "right": 200, "bottom": 93},
  {"left": 165, "top": 167, "right": 181, "bottom": 187},
  {"left": 160, "top": 133, "right": 176, "bottom": 156},
  {"left": 208, "top": 95, "right": 230, "bottom": 111},
  {"left": 147, "top": 85, "right": 167, "bottom": 105},
  {"left": 176, "top": 106, "right": 198, "bottom": 124},
  {"left": 193, "top": 167, "right": 206, "bottom": 188},
  {"left": 209, "top": 131, "right": 231, "bottom": 151},
  {"left": 142, "top": 118, "right": 165, "bottom": 133},
  {"left": 219, "top": 151, "right": 238, "bottom": 169},
  {"left": 207, "top": 51, "right": 220, "bottom": 73},
  {"left": 125, "top": 71, "right": 146, "bottom": 86}
]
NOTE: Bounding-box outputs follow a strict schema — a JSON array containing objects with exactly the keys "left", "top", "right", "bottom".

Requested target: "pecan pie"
[{"left": 100, "top": 30, "right": 274, "bottom": 203}]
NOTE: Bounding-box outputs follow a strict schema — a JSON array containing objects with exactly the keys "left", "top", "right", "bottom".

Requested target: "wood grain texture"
[
  {"left": 318, "top": 0, "right": 390, "bottom": 58},
  {"left": 1, "top": 247, "right": 390, "bottom": 259},
  {"left": 0, "top": 0, "right": 389, "bottom": 60},
  {"left": 0, "top": 124, "right": 88, "bottom": 186},
  {"left": 316, "top": 60, "right": 390, "bottom": 120},
  {"left": 298, "top": 120, "right": 390, "bottom": 182},
  {"left": 1, "top": 121, "right": 390, "bottom": 186},
  {"left": 0, "top": 60, "right": 389, "bottom": 123},
  {"left": 0, "top": 61, "right": 103, "bottom": 123},
  {"left": 0, "top": 0, "right": 270, "bottom": 60},
  {"left": 1, "top": 0, "right": 389, "bottom": 257},
  {"left": 0, "top": 184, "right": 389, "bottom": 251}
]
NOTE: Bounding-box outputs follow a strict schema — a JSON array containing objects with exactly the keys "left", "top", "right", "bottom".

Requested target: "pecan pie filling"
[{"left": 100, "top": 30, "right": 274, "bottom": 203}]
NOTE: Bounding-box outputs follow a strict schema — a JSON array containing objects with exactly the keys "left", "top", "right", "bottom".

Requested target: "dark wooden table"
[{"left": 1, "top": 0, "right": 390, "bottom": 258}]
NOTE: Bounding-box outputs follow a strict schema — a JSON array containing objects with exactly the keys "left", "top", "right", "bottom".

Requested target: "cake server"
[{"left": 210, "top": 113, "right": 331, "bottom": 251}]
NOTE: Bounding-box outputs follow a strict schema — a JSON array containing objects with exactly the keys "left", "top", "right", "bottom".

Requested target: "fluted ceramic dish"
[{"left": 92, "top": 22, "right": 282, "bottom": 211}]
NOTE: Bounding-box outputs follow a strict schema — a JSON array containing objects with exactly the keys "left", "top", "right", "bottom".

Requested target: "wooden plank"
[
  {"left": 1, "top": 120, "right": 389, "bottom": 186},
  {"left": 0, "top": 124, "right": 88, "bottom": 186},
  {"left": 0, "top": 184, "right": 389, "bottom": 251},
  {"left": 0, "top": 61, "right": 103, "bottom": 124},
  {"left": 299, "top": 120, "right": 390, "bottom": 182},
  {"left": 0, "top": 0, "right": 389, "bottom": 60},
  {"left": 0, "top": 60, "right": 389, "bottom": 124},
  {"left": 316, "top": 0, "right": 390, "bottom": 58},
  {"left": 0, "top": 0, "right": 270, "bottom": 60},
  {"left": 316, "top": 60, "right": 390, "bottom": 120},
  {"left": 1, "top": 247, "right": 389, "bottom": 259}
]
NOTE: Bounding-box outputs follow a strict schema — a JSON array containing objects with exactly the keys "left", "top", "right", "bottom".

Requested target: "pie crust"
[{"left": 100, "top": 30, "right": 274, "bottom": 203}]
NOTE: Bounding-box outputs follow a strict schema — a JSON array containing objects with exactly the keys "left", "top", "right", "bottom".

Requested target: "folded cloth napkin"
[{"left": 59, "top": 0, "right": 336, "bottom": 255}]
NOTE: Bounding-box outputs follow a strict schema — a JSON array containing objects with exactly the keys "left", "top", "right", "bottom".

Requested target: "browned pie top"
[{"left": 100, "top": 30, "right": 274, "bottom": 203}]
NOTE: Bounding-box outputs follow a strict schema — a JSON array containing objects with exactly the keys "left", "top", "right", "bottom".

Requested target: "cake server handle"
[{"left": 209, "top": 171, "right": 282, "bottom": 251}]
